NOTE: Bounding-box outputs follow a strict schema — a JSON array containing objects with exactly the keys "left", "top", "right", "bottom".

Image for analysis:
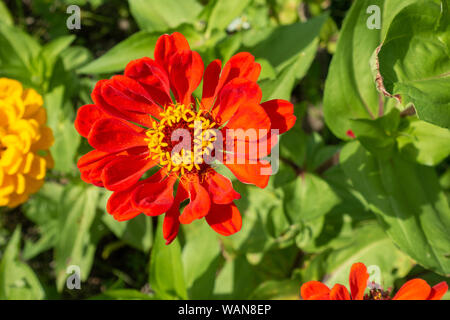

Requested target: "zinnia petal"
[
  {"left": 260, "top": 99, "right": 296, "bottom": 134},
  {"left": 205, "top": 202, "right": 242, "bottom": 236},
  {"left": 204, "top": 171, "right": 240, "bottom": 205},
  {"left": 349, "top": 262, "right": 369, "bottom": 300},
  {"left": 393, "top": 279, "right": 432, "bottom": 300},
  {"left": 179, "top": 179, "right": 211, "bottom": 224},
  {"left": 154, "top": 32, "right": 190, "bottom": 71},
  {"left": 102, "top": 154, "right": 155, "bottom": 191},
  {"left": 168, "top": 50, "right": 204, "bottom": 106},
  {"left": 300, "top": 281, "right": 330, "bottom": 300},
  {"left": 124, "top": 57, "right": 172, "bottom": 107},
  {"left": 330, "top": 284, "right": 352, "bottom": 300},
  {"left": 427, "top": 281, "right": 448, "bottom": 300},
  {"left": 88, "top": 118, "right": 147, "bottom": 153}
]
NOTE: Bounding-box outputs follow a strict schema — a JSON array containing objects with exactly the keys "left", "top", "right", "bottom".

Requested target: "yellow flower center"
[{"left": 145, "top": 103, "right": 218, "bottom": 176}]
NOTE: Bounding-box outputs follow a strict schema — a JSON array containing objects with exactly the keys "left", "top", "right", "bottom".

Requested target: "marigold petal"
[{"left": 205, "top": 202, "right": 242, "bottom": 236}]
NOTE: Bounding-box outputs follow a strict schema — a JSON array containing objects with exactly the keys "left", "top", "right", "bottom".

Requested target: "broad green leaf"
[
  {"left": 149, "top": 216, "right": 187, "bottom": 300},
  {"left": 0, "top": 0, "right": 13, "bottom": 26},
  {"left": 129, "top": 0, "right": 202, "bottom": 32},
  {"left": 249, "top": 279, "right": 300, "bottom": 300},
  {"left": 206, "top": 0, "right": 252, "bottom": 34},
  {"left": 0, "top": 227, "right": 45, "bottom": 300},
  {"left": 284, "top": 173, "right": 340, "bottom": 223},
  {"left": 60, "top": 46, "right": 93, "bottom": 71},
  {"left": 323, "top": 223, "right": 413, "bottom": 289},
  {"left": 54, "top": 185, "right": 101, "bottom": 291},
  {"left": 256, "top": 14, "right": 328, "bottom": 100},
  {"left": 102, "top": 213, "right": 153, "bottom": 253},
  {"left": 350, "top": 108, "right": 400, "bottom": 158},
  {"left": 212, "top": 255, "right": 262, "bottom": 299},
  {"left": 376, "top": 0, "right": 450, "bottom": 128},
  {"left": 78, "top": 31, "right": 160, "bottom": 74},
  {"left": 182, "top": 220, "right": 221, "bottom": 299},
  {"left": 340, "top": 141, "right": 450, "bottom": 276},
  {"left": 397, "top": 118, "right": 450, "bottom": 166},
  {"left": 90, "top": 289, "right": 156, "bottom": 300},
  {"left": 0, "top": 23, "right": 41, "bottom": 69},
  {"left": 0, "top": 23, "right": 41, "bottom": 87},
  {"left": 22, "top": 182, "right": 63, "bottom": 260},
  {"left": 38, "top": 35, "right": 75, "bottom": 84},
  {"left": 44, "top": 86, "right": 80, "bottom": 173},
  {"left": 323, "top": 0, "right": 418, "bottom": 139}
]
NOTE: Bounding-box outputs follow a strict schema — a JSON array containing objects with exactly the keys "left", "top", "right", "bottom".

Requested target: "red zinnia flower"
[
  {"left": 75, "top": 32, "right": 296, "bottom": 244},
  {"left": 300, "top": 262, "right": 448, "bottom": 300}
]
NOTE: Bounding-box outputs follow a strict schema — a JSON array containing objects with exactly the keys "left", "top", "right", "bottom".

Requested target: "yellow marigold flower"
[{"left": 0, "top": 78, "right": 54, "bottom": 207}]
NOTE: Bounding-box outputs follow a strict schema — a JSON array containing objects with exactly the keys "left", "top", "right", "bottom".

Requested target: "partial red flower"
[
  {"left": 75, "top": 32, "right": 296, "bottom": 244},
  {"left": 300, "top": 262, "right": 448, "bottom": 300}
]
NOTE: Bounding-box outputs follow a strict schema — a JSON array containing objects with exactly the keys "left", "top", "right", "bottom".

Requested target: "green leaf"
[
  {"left": 0, "top": 0, "right": 13, "bottom": 26},
  {"left": 78, "top": 31, "right": 160, "bottom": 74},
  {"left": 0, "top": 227, "right": 45, "bottom": 300},
  {"left": 257, "top": 14, "right": 328, "bottom": 100},
  {"left": 44, "top": 86, "right": 80, "bottom": 173},
  {"left": 323, "top": 0, "right": 418, "bottom": 139},
  {"left": 323, "top": 223, "right": 413, "bottom": 289},
  {"left": 54, "top": 185, "right": 101, "bottom": 291},
  {"left": 182, "top": 220, "right": 221, "bottom": 299},
  {"left": 90, "top": 289, "right": 156, "bottom": 300},
  {"left": 249, "top": 279, "right": 300, "bottom": 300},
  {"left": 206, "top": 0, "right": 252, "bottom": 34},
  {"left": 284, "top": 173, "right": 340, "bottom": 223},
  {"left": 102, "top": 213, "right": 153, "bottom": 253},
  {"left": 397, "top": 117, "right": 450, "bottom": 166},
  {"left": 129, "top": 0, "right": 202, "bottom": 32},
  {"left": 212, "top": 255, "right": 262, "bottom": 299},
  {"left": 376, "top": 0, "right": 450, "bottom": 128},
  {"left": 340, "top": 141, "right": 450, "bottom": 276},
  {"left": 149, "top": 216, "right": 187, "bottom": 300},
  {"left": 38, "top": 35, "right": 75, "bottom": 84},
  {"left": 22, "top": 182, "right": 63, "bottom": 260},
  {"left": 350, "top": 108, "right": 400, "bottom": 158}
]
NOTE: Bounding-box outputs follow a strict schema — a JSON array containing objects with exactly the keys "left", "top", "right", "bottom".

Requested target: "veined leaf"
[
  {"left": 375, "top": 0, "right": 450, "bottom": 128},
  {"left": 340, "top": 141, "right": 450, "bottom": 276},
  {"left": 149, "top": 216, "right": 187, "bottom": 300}
]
